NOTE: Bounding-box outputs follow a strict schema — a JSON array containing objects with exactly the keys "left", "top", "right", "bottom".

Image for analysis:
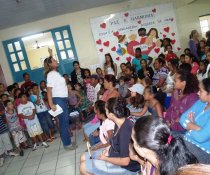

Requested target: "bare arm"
[
  {"left": 131, "top": 105, "right": 148, "bottom": 117},
  {"left": 154, "top": 103, "right": 163, "bottom": 118},
  {"left": 93, "top": 130, "right": 113, "bottom": 150},
  {"left": 75, "top": 91, "right": 83, "bottom": 106},
  {"left": 100, "top": 156, "right": 130, "bottom": 166},
  {"left": 47, "top": 87, "right": 56, "bottom": 111},
  {"left": 114, "top": 63, "right": 117, "bottom": 77},
  {"left": 186, "top": 122, "right": 201, "bottom": 130}
]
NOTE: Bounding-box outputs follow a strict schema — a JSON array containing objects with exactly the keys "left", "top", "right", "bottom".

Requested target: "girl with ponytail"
[{"left": 131, "top": 116, "right": 197, "bottom": 175}]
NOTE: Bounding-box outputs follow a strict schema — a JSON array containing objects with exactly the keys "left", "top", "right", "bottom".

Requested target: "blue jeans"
[
  {"left": 53, "top": 97, "right": 71, "bottom": 147},
  {"left": 37, "top": 111, "right": 54, "bottom": 134}
]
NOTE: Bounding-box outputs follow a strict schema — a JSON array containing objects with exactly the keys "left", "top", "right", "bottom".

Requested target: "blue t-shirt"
[
  {"left": 0, "top": 115, "right": 8, "bottom": 134},
  {"left": 132, "top": 54, "right": 148, "bottom": 73}
]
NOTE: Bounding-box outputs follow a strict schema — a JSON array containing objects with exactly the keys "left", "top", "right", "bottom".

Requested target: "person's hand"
[
  {"left": 98, "top": 149, "right": 108, "bottom": 161},
  {"left": 51, "top": 104, "right": 57, "bottom": 111},
  {"left": 188, "top": 112, "right": 195, "bottom": 123},
  {"left": 91, "top": 145, "right": 98, "bottom": 151},
  {"left": 48, "top": 47, "right": 52, "bottom": 55}
]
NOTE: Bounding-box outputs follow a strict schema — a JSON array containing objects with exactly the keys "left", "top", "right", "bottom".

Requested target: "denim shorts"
[{"left": 85, "top": 149, "right": 137, "bottom": 175}]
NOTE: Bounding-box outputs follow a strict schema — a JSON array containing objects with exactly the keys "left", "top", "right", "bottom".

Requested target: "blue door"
[{"left": 3, "top": 25, "right": 78, "bottom": 84}]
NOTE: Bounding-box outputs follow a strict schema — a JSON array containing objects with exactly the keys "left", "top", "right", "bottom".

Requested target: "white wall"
[{"left": 0, "top": 0, "right": 210, "bottom": 85}]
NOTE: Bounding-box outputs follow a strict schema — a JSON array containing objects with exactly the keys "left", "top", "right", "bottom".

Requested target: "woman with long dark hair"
[
  {"left": 165, "top": 70, "right": 199, "bottom": 136},
  {"left": 131, "top": 116, "right": 197, "bottom": 175},
  {"left": 180, "top": 77, "right": 210, "bottom": 164},
  {"left": 184, "top": 53, "right": 199, "bottom": 75},
  {"left": 104, "top": 53, "right": 117, "bottom": 77},
  {"left": 138, "top": 59, "right": 154, "bottom": 80}
]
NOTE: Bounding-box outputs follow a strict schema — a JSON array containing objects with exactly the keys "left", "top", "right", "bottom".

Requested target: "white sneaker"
[
  {"left": 42, "top": 142, "right": 49, "bottom": 148},
  {"left": 8, "top": 152, "right": 19, "bottom": 157},
  {"left": 32, "top": 143, "right": 37, "bottom": 151},
  {"left": 0, "top": 158, "right": 4, "bottom": 167}
]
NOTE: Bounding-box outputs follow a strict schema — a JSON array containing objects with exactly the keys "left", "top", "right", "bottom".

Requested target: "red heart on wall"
[
  {"left": 96, "top": 39, "right": 102, "bottom": 45},
  {"left": 177, "top": 47, "right": 181, "bottom": 51},
  {"left": 154, "top": 48, "right": 160, "bottom": 54},
  {"left": 113, "top": 31, "right": 119, "bottom": 37},
  {"left": 163, "top": 34, "right": 166, "bottom": 38},
  {"left": 126, "top": 57, "right": 132, "bottom": 62},
  {"left": 171, "top": 39, "right": 176, "bottom": 45},
  {"left": 164, "top": 27, "right": 170, "bottom": 33},
  {"left": 124, "top": 12, "right": 129, "bottom": 17},
  {"left": 116, "top": 57, "right": 120, "bottom": 61},
  {"left": 170, "top": 18, "right": 174, "bottom": 22},
  {"left": 152, "top": 8, "right": 156, "bottom": 13},
  {"left": 111, "top": 46, "right": 116, "bottom": 51},
  {"left": 171, "top": 33, "right": 175, "bottom": 36},
  {"left": 99, "top": 48, "right": 103, "bottom": 52},
  {"left": 100, "top": 23, "right": 106, "bottom": 29},
  {"left": 103, "top": 41, "right": 110, "bottom": 47}
]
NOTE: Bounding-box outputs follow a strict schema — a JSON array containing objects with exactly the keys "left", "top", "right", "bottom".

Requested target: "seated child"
[
  {"left": 30, "top": 84, "right": 54, "bottom": 142},
  {"left": 4, "top": 100, "right": 27, "bottom": 156},
  {"left": 89, "top": 100, "right": 114, "bottom": 148},
  {"left": 17, "top": 93, "right": 49, "bottom": 150},
  {"left": 0, "top": 114, "right": 18, "bottom": 167},
  {"left": 118, "top": 76, "right": 129, "bottom": 98}
]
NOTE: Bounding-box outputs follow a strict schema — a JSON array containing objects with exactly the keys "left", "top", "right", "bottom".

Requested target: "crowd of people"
[{"left": 0, "top": 29, "right": 210, "bottom": 174}]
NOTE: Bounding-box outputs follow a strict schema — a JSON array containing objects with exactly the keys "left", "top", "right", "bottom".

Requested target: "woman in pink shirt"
[{"left": 185, "top": 53, "right": 199, "bottom": 75}]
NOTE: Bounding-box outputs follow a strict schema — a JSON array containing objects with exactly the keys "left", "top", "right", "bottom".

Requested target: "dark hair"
[
  {"left": 145, "top": 86, "right": 164, "bottom": 106},
  {"left": 138, "top": 28, "right": 146, "bottom": 33},
  {"left": 74, "top": 83, "right": 84, "bottom": 90},
  {"left": 73, "top": 61, "right": 80, "bottom": 66},
  {"left": 189, "top": 30, "right": 198, "bottom": 39},
  {"left": 7, "top": 85, "right": 15, "bottom": 93},
  {"left": 176, "top": 70, "right": 199, "bottom": 95},
  {"left": 166, "top": 44, "right": 172, "bottom": 49},
  {"left": 106, "top": 97, "right": 130, "bottom": 118},
  {"left": 22, "top": 72, "right": 29, "bottom": 78},
  {"left": 135, "top": 47, "right": 141, "bottom": 52},
  {"left": 198, "top": 60, "right": 208, "bottom": 74},
  {"left": 184, "top": 48, "right": 191, "bottom": 53},
  {"left": 14, "top": 88, "right": 22, "bottom": 99},
  {"left": 104, "top": 74, "right": 116, "bottom": 87},
  {"left": 179, "top": 63, "right": 192, "bottom": 73},
  {"left": 120, "top": 63, "right": 126, "bottom": 68},
  {"left": 31, "top": 83, "right": 38, "bottom": 89},
  {"left": 180, "top": 54, "right": 185, "bottom": 58},
  {"left": 0, "top": 93, "right": 9, "bottom": 99},
  {"left": 140, "top": 59, "right": 147, "bottom": 65},
  {"left": 63, "top": 74, "right": 68, "bottom": 77},
  {"left": 96, "top": 67, "right": 102, "bottom": 72},
  {"left": 95, "top": 100, "right": 107, "bottom": 118},
  {"left": 128, "top": 74, "right": 138, "bottom": 84},
  {"left": 104, "top": 53, "right": 115, "bottom": 72},
  {"left": 4, "top": 100, "right": 11, "bottom": 107},
  {"left": 158, "top": 53, "right": 165, "bottom": 60},
  {"left": 147, "top": 28, "right": 159, "bottom": 38},
  {"left": 202, "top": 77, "right": 210, "bottom": 93},
  {"left": 130, "top": 93, "right": 144, "bottom": 108},
  {"left": 155, "top": 57, "right": 165, "bottom": 66},
  {"left": 40, "top": 80, "right": 46, "bottom": 85},
  {"left": 185, "top": 53, "right": 197, "bottom": 63},
  {"left": 206, "top": 30, "right": 210, "bottom": 38},
  {"left": 169, "top": 59, "right": 179, "bottom": 69},
  {"left": 134, "top": 116, "right": 198, "bottom": 175},
  {"left": 18, "top": 92, "right": 27, "bottom": 99},
  {"left": 13, "top": 82, "right": 18, "bottom": 87},
  {"left": 163, "top": 38, "right": 171, "bottom": 44},
  {"left": 84, "top": 68, "right": 91, "bottom": 77}
]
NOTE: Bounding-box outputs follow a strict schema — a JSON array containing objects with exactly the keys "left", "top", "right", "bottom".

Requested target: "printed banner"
[{"left": 90, "top": 3, "right": 181, "bottom": 66}]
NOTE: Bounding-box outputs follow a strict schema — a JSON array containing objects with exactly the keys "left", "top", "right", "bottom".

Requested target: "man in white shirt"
[{"left": 90, "top": 75, "right": 101, "bottom": 103}]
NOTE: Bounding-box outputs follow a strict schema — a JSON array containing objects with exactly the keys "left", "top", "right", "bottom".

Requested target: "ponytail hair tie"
[{"left": 167, "top": 135, "right": 173, "bottom": 144}]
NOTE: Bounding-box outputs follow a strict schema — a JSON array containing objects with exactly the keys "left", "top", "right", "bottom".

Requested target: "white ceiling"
[{"left": 0, "top": 0, "right": 126, "bottom": 30}]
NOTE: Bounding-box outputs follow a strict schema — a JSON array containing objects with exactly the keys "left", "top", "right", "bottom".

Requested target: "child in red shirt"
[{"left": 165, "top": 45, "right": 178, "bottom": 62}]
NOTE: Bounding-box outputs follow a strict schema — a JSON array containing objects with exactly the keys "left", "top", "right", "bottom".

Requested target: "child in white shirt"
[{"left": 17, "top": 93, "right": 49, "bottom": 151}]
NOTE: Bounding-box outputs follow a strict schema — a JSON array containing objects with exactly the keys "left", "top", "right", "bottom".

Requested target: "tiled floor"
[{"left": 0, "top": 129, "right": 85, "bottom": 175}]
